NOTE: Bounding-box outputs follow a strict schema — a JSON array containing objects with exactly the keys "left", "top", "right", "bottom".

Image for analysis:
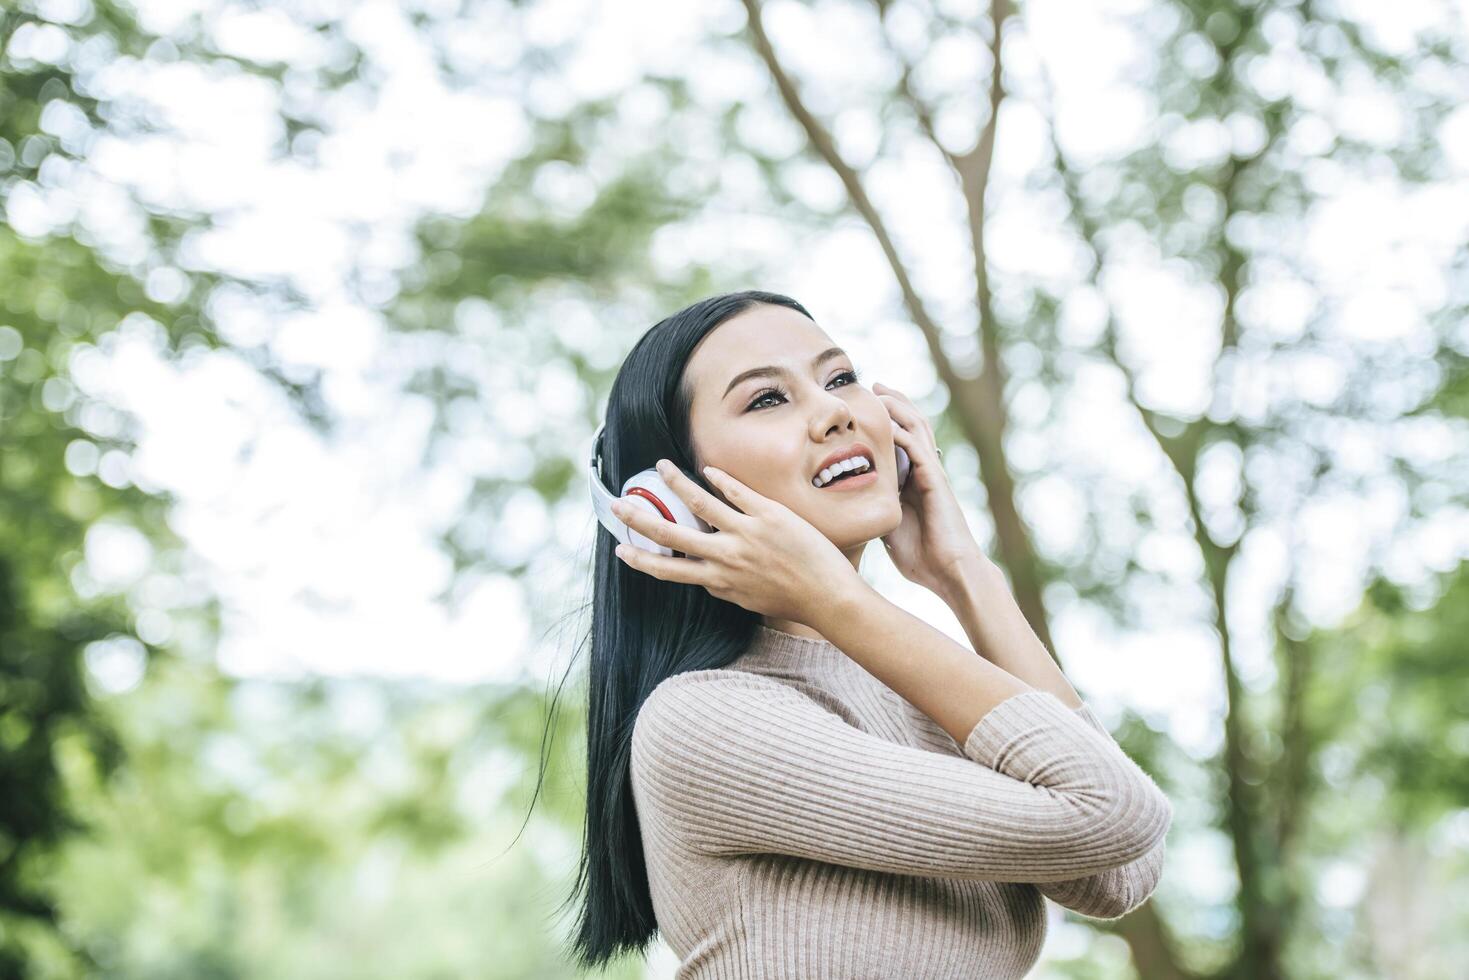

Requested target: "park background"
[{"left": 3, "top": 0, "right": 1469, "bottom": 977}]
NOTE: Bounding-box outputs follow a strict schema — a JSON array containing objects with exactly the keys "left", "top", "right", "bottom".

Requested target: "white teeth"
[{"left": 812, "top": 455, "right": 872, "bottom": 487}]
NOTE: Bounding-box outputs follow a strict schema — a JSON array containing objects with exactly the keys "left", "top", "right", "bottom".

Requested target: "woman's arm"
[
  {"left": 633, "top": 577, "right": 1172, "bottom": 884},
  {"left": 633, "top": 671, "right": 1171, "bottom": 882},
  {"left": 934, "top": 555, "right": 1083, "bottom": 708},
  {"left": 928, "top": 556, "right": 1170, "bottom": 920},
  {"left": 815, "top": 576, "right": 1039, "bottom": 749}
]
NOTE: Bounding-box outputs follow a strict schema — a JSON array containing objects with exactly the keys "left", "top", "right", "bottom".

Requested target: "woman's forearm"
[
  {"left": 813, "top": 580, "right": 1038, "bottom": 748},
  {"left": 937, "top": 558, "right": 1084, "bottom": 710}
]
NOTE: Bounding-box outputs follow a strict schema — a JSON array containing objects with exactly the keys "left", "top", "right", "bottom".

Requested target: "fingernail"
[{"left": 656, "top": 459, "right": 670, "bottom": 473}]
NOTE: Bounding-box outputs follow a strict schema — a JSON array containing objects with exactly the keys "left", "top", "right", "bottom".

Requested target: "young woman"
[{"left": 564, "top": 290, "right": 1171, "bottom": 978}]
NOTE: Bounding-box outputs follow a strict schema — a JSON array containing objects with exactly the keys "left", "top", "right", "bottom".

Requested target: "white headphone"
[
  {"left": 589, "top": 422, "right": 912, "bottom": 560},
  {"left": 588, "top": 423, "right": 713, "bottom": 559}
]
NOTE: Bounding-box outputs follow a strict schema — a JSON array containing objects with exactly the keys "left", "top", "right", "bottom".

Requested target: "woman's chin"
[{"left": 811, "top": 503, "right": 904, "bottom": 549}]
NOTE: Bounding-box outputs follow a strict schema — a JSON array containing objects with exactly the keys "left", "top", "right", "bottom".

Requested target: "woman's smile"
[{"left": 813, "top": 468, "right": 879, "bottom": 492}]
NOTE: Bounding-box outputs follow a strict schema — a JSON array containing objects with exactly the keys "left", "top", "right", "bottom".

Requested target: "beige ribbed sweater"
[{"left": 629, "top": 624, "right": 1172, "bottom": 979}]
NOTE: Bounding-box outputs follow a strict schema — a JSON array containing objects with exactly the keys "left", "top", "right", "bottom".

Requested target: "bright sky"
[{"left": 9, "top": 0, "right": 1469, "bottom": 968}]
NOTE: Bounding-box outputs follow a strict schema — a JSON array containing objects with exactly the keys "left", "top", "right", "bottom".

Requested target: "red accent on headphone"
[
  {"left": 623, "top": 487, "right": 688, "bottom": 558},
  {"left": 624, "top": 487, "right": 673, "bottom": 521}
]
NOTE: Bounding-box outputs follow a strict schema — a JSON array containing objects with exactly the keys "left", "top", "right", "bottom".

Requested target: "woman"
[{"left": 563, "top": 290, "right": 1171, "bottom": 978}]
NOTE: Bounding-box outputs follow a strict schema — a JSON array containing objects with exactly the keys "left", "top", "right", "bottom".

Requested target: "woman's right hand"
[{"left": 609, "top": 458, "right": 866, "bottom": 630}]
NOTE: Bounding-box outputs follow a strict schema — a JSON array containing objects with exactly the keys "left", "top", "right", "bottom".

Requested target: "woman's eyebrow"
[{"left": 722, "top": 347, "right": 848, "bottom": 401}]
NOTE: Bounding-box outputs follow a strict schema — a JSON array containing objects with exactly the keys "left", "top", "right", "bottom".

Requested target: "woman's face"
[{"left": 684, "top": 304, "right": 904, "bottom": 567}]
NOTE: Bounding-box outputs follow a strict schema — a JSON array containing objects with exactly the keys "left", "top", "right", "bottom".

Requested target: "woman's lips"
[{"left": 816, "top": 469, "right": 878, "bottom": 492}]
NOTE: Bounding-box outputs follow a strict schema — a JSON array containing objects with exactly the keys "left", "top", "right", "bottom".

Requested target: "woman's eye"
[{"left": 746, "top": 370, "right": 861, "bottom": 412}]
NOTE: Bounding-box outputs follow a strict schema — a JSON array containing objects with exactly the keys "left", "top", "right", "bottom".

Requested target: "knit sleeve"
[
  {"left": 1022, "top": 702, "right": 1169, "bottom": 918},
  {"left": 629, "top": 670, "right": 1173, "bottom": 883}
]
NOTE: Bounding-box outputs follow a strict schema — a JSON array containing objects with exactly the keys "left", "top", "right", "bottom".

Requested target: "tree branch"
[
  {"left": 1030, "top": 49, "right": 1289, "bottom": 974},
  {"left": 868, "top": 0, "right": 964, "bottom": 176},
  {"left": 739, "top": 0, "right": 1056, "bottom": 654}
]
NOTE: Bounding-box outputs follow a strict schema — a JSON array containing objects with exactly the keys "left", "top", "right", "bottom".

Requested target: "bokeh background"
[{"left": 4, "top": 0, "right": 1469, "bottom": 977}]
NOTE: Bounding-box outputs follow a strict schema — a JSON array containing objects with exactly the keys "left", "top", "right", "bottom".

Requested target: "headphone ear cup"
[
  {"left": 895, "top": 445, "right": 911, "bottom": 491},
  {"left": 619, "top": 471, "right": 714, "bottom": 557}
]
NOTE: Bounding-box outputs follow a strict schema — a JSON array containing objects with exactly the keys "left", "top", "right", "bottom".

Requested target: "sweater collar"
[{"left": 732, "top": 623, "right": 865, "bottom": 679}]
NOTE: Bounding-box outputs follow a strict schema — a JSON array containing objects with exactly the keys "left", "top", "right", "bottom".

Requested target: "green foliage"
[
  {"left": 1327, "top": 569, "right": 1469, "bottom": 826},
  {"left": 2, "top": 3, "right": 175, "bottom": 972},
  {"left": 1, "top": 2, "right": 350, "bottom": 973},
  {"left": 41, "top": 657, "right": 618, "bottom": 979}
]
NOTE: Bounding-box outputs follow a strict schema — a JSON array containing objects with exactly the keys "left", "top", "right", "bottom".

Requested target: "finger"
[
  {"left": 878, "top": 393, "right": 927, "bottom": 433},
  {"left": 875, "top": 385, "right": 933, "bottom": 434},
  {"left": 878, "top": 393, "right": 937, "bottom": 446},
  {"left": 614, "top": 541, "right": 715, "bottom": 586},
  {"left": 656, "top": 458, "right": 751, "bottom": 526},
  {"left": 889, "top": 414, "right": 941, "bottom": 465},
  {"left": 611, "top": 495, "right": 718, "bottom": 559},
  {"left": 699, "top": 464, "right": 766, "bottom": 518},
  {"left": 873, "top": 382, "right": 917, "bottom": 407}
]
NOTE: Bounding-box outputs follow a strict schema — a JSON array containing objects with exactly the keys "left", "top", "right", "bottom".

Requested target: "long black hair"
[{"left": 554, "top": 289, "right": 816, "bottom": 971}]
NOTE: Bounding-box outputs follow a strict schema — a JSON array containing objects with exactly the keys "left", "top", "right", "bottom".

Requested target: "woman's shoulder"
[
  {"left": 634, "top": 667, "right": 870, "bottom": 752},
  {"left": 637, "top": 667, "right": 857, "bottom": 731},
  {"left": 639, "top": 667, "right": 813, "bottom": 715}
]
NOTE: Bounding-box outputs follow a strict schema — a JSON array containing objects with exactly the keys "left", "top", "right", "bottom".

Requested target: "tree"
[
  {"left": 720, "top": 1, "right": 1469, "bottom": 976},
  {"left": 0, "top": 3, "right": 342, "bottom": 972}
]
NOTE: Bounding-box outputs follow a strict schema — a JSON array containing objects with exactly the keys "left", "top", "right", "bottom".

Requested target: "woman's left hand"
[{"left": 874, "top": 382, "right": 987, "bottom": 597}]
